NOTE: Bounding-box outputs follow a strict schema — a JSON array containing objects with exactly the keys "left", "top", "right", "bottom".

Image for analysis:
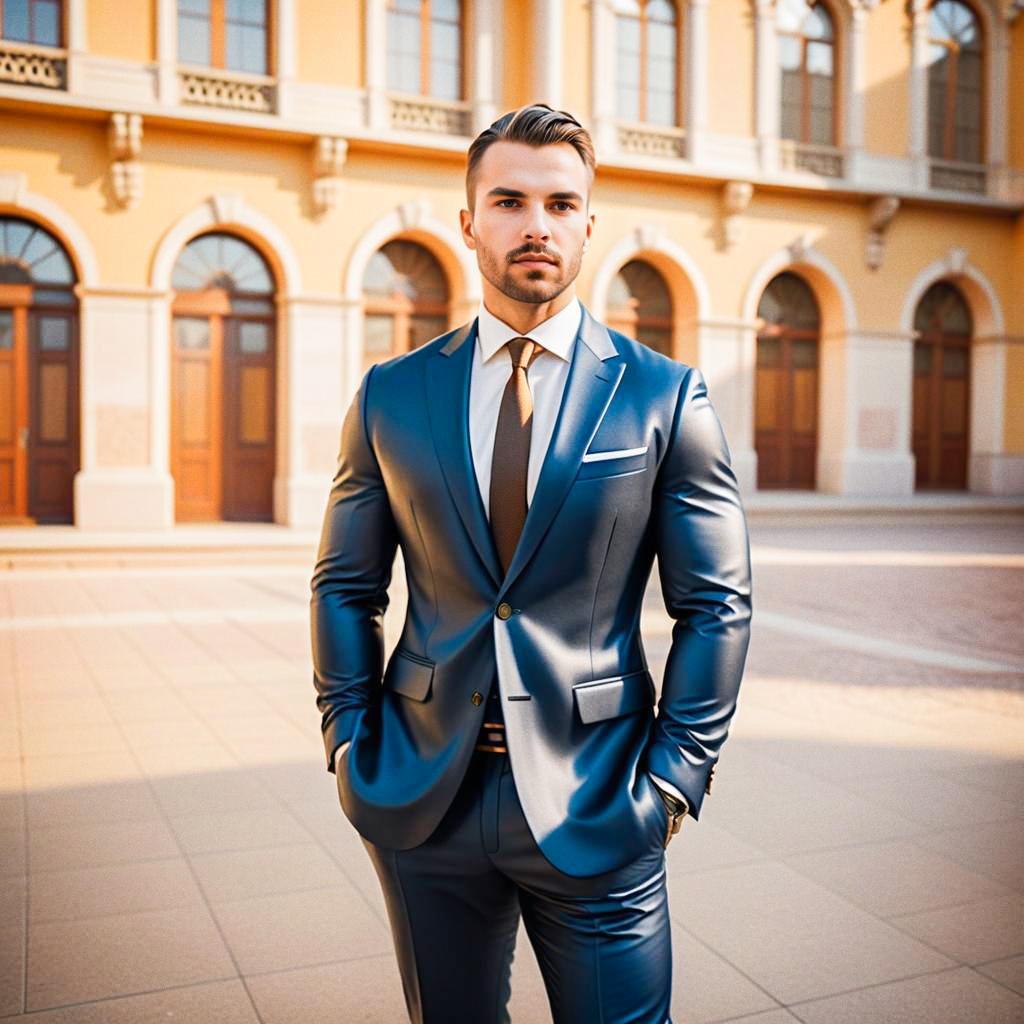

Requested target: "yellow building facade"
[{"left": 0, "top": 0, "right": 1021, "bottom": 528}]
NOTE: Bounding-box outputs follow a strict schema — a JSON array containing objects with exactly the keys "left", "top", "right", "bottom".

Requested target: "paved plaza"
[{"left": 0, "top": 513, "right": 1022, "bottom": 1023}]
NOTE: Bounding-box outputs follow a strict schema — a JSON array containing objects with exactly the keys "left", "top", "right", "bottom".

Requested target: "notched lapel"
[
  {"left": 499, "top": 314, "right": 624, "bottom": 594},
  {"left": 425, "top": 322, "right": 503, "bottom": 587}
]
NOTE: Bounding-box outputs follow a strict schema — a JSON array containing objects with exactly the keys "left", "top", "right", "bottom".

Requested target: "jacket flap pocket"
[
  {"left": 384, "top": 649, "right": 434, "bottom": 702},
  {"left": 573, "top": 670, "right": 654, "bottom": 724}
]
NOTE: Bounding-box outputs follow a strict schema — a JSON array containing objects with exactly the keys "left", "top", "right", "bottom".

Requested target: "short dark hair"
[{"left": 465, "top": 104, "right": 597, "bottom": 211}]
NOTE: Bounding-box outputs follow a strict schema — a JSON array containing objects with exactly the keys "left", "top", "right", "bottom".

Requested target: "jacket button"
[
  {"left": 471, "top": 691, "right": 483, "bottom": 706},
  {"left": 496, "top": 602, "right": 513, "bottom": 620}
]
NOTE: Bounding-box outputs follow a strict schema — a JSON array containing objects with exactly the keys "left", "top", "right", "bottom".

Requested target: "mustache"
[{"left": 506, "top": 245, "right": 560, "bottom": 266}]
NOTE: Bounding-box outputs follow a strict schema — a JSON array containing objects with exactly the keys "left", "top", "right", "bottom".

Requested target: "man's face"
[{"left": 460, "top": 141, "right": 594, "bottom": 306}]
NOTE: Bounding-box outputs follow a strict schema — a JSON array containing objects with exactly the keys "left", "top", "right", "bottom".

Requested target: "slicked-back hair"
[{"left": 465, "top": 104, "right": 597, "bottom": 211}]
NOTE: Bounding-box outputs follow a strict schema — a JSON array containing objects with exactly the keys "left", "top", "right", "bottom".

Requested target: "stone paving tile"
[
  {"left": 939, "top": 761, "right": 1024, "bottom": 803},
  {"left": 792, "top": 965, "right": 1024, "bottom": 1024},
  {"left": 715, "top": 1012, "right": 802, "bottom": 1024},
  {"left": 915, "top": 821, "right": 1024, "bottom": 892},
  {"left": 979, "top": 955, "right": 1024, "bottom": 997},
  {"left": 245, "top": 956, "right": 408, "bottom": 1024},
  {"left": 25, "top": 780, "right": 163, "bottom": 831},
  {"left": 19, "top": 723, "right": 129, "bottom": 759},
  {"left": 27, "top": 818, "right": 180, "bottom": 873},
  {"left": 891, "top": 896, "right": 1024, "bottom": 965},
  {"left": 168, "top": 805, "right": 313, "bottom": 855},
  {"left": 0, "top": 923, "right": 25, "bottom": 1015},
  {"left": 0, "top": 829, "right": 26, "bottom": 876},
  {"left": 211, "top": 884, "right": 392, "bottom": 975},
  {"left": 189, "top": 842, "right": 347, "bottom": 903},
  {"left": 149, "top": 767, "right": 278, "bottom": 818},
  {"left": 670, "top": 924, "right": 780, "bottom": 1023},
  {"left": 105, "top": 688, "right": 193, "bottom": 723},
  {"left": 25, "top": 904, "right": 236, "bottom": 1011},
  {"left": 665, "top": 818, "right": 765, "bottom": 877},
  {"left": 785, "top": 838, "right": 1013, "bottom": 918},
  {"left": 670, "top": 861, "right": 954, "bottom": 1004},
  {"left": 28, "top": 858, "right": 203, "bottom": 923},
  {"left": 3, "top": 979, "right": 260, "bottom": 1023}
]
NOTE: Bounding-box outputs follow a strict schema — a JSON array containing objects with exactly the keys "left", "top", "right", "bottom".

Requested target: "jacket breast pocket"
[
  {"left": 576, "top": 447, "right": 649, "bottom": 481},
  {"left": 383, "top": 648, "right": 434, "bottom": 702},
  {"left": 573, "top": 669, "right": 655, "bottom": 724}
]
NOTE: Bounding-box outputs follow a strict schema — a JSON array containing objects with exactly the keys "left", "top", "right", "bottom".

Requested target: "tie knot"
[{"left": 507, "top": 337, "right": 541, "bottom": 370}]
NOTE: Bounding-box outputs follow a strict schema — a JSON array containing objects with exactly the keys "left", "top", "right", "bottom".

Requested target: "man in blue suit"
[{"left": 312, "top": 104, "right": 751, "bottom": 1024}]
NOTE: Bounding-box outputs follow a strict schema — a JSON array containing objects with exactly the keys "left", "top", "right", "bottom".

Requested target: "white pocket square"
[{"left": 581, "top": 445, "right": 649, "bottom": 464}]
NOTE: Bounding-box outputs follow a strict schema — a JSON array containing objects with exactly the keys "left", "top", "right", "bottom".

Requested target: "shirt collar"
[{"left": 476, "top": 297, "right": 582, "bottom": 364}]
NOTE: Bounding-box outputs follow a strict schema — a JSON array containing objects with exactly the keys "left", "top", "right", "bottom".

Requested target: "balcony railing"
[
  {"left": 178, "top": 66, "right": 276, "bottom": 114},
  {"left": 779, "top": 141, "right": 845, "bottom": 179},
  {"left": 929, "top": 159, "right": 987, "bottom": 195},
  {"left": 0, "top": 40, "right": 65, "bottom": 90},
  {"left": 388, "top": 95, "right": 471, "bottom": 136},
  {"left": 616, "top": 122, "right": 687, "bottom": 159}
]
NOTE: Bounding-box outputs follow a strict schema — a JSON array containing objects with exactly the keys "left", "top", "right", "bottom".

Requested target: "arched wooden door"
[
  {"left": 171, "top": 233, "right": 276, "bottom": 522},
  {"left": 362, "top": 240, "right": 450, "bottom": 369},
  {"left": 0, "top": 218, "right": 80, "bottom": 524},
  {"left": 607, "top": 259, "right": 673, "bottom": 357},
  {"left": 755, "top": 272, "right": 820, "bottom": 489},
  {"left": 912, "top": 281, "right": 971, "bottom": 490}
]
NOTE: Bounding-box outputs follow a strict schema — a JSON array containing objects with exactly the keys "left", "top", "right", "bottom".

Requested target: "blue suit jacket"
[{"left": 311, "top": 307, "right": 752, "bottom": 877}]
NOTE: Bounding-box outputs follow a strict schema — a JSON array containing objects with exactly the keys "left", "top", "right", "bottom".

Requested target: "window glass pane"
[
  {"left": 776, "top": 0, "right": 811, "bottom": 34},
  {"left": 38, "top": 315, "right": 69, "bottom": 351},
  {"left": 32, "top": 287, "right": 76, "bottom": 306},
  {"left": 647, "top": 54, "right": 674, "bottom": 93},
  {"left": 430, "top": 59, "right": 460, "bottom": 100},
  {"left": 757, "top": 337, "right": 781, "bottom": 368},
  {"left": 388, "top": 10, "right": 421, "bottom": 91},
  {"left": 809, "top": 105, "right": 833, "bottom": 146},
  {"left": 410, "top": 315, "right": 446, "bottom": 350},
  {"left": 174, "top": 316, "right": 210, "bottom": 350},
  {"left": 778, "top": 34, "right": 802, "bottom": 72},
  {"left": 646, "top": 90, "right": 674, "bottom": 126},
  {"left": 431, "top": 20, "right": 459, "bottom": 63},
  {"left": 178, "top": 15, "right": 211, "bottom": 65},
  {"left": 942, "top": 345, "right": 967, "bottom": 378},
  {"left": 792, "top": 339, "right": 818, "bottom": 369},
  {"left": 617, "top": 44, "right": 640, "bottom": 88},
  {"left": 806, "top": 4, "right": 832, "bottom": 41},
  {"left": 31, "top": 248, "right": 74, "bottom": 285},
  {"left": 648, "top": 0, "right": 675, "bottom": 23},
  {"left": 617, "top": 15, "right": 640, "bottom": 56},
  {"left": 239, "top": 321, "right": 270, "bottom": 354},
  {"left": 179, "top": 0, "right": 210, "bottom": 14},
  {"left": 647, "top": 22, "right": 675, "bottom": 60},
  {"left": 34, "top": 0, "right": 60, "bottom": 45},
  {"left": 0, "top": 310, "right": 12, "bottom": 351},
  {"left": 612, "top": 0, "right": 641, "bottom": 14},
  {"left": 914, "top": 343, "right": 933, "bottom": 376},
  {"left": 617, "top": 86, "right": 640, "bottom": 122},
  {"left": 3, "top": 0, "right": 30, "bottom": 41},
  {"left": 364, "top": 314, "right": 394, "bottom": 354},
  {"left": 433, "top": 0, "right": 460, "bottom": 20},
  {"left": 227, "top": 23, "right": 266, "bottom": 73},
  {"left": 392, "top": 0, "right": 419, "bottom": 12},
  {"left": 806, "top": 40, "right": 832, "bottom": 77},
  {"left": 231, "top": 296, "right": 274, "bottom": 315},
  {"left": 227, "top": 0, "right": 265, "bottom": 22}
]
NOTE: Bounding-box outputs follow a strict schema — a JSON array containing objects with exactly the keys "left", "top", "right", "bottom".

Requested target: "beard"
[{"left": 476, "top": 241, "right": 584, "bottom": 305}]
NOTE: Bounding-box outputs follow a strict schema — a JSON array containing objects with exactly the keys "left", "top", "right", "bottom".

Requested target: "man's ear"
[
  {"left": 459, "top": 208, "right": 477, "bottom": 250},
  {"left": 582, "top": 209, "right": 595, "bottom": 253}
]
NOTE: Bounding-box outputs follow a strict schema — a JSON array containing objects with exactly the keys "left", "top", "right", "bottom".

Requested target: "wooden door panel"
[
  {"left": 28, "top": 310, "right": 77, "bottom": 523},
  {"left": 0, "top": 305, "right": 28, "bottom": 520},
  {"left": 913, "top": 337, "right": 968, "bottom": 490}
]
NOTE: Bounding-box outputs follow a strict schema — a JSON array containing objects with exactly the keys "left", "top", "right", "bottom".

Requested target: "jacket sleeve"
[
  {"left": 646, "top": 367, "right": 752, "bottom": 818},
  {"left": 310, "top": 365, "right": 399, "bottom": 772}
]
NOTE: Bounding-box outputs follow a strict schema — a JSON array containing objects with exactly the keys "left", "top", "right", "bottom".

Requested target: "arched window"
[
  {"left": 0, "top": 216, "right": 79, "bottom": 523},
  {"left": 363, "top": 240, "right": 450, "bottom": 365},
  {"left": 912, "top": 281, "right": 971, "bottom": 489},
  {"left": 614, "top": 0, "right": 679, "bottom": 126},
  {"left": 171, "top": 232, "right": 277, "bottom": 522},
  {"left": 927, "top": 0, "right": 983, "bottom": 164},
  {"left": 755, "top": 272, "right": 820, "bottom": 489},
  {"left": 178, "top": 0, "right": 269, "bottom": 75},
  {"left": 2, "top": 0, "right": 61, "bottom": 46},
  {"left": 606, "top": 260, "right": 673, "bottom": 357},
  {"left": 387, "top": 0, "right": 462, "bottom": 100},
  {"left": 778, "top": 0, "right": 836, "bottom": 146}
]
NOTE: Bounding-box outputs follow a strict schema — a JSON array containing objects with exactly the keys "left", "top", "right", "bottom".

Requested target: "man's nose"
[{"left": 522, "top": 205, "right": 551, "bottom": 242}]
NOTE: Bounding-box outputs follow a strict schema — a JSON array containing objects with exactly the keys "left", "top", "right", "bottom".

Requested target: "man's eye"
[
  {"left": 497, "top": 199, "right": 519, "bottom": 207},
  {"left": 551, "top": 202, "right": 573, "bottom": 212}
]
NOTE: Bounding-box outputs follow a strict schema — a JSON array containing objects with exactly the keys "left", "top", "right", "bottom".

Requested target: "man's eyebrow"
[{"left": 485, "top": 187, "right": 584, "bottom": 202}]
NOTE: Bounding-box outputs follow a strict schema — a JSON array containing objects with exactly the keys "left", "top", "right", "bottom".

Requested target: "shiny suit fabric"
[{"left": 311, "top": 308, "right": 752, "bottom": 880}]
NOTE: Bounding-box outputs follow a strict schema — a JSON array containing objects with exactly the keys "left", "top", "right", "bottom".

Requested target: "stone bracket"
[
  {"left": 865, "top": 195, "right": 899, "bottom": 271},
  {"left": 108, "top": 112, "right": 143, "bottom": 209}
]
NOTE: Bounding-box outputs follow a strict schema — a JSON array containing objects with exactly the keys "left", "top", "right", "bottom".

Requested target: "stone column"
[
  {"left": 753, "top": 0, "right": 780, "bottom": 173},
  {"left": 697, "top": 318, "right": 757, "bottom": 497},
  {"left": 590, "top": 0, "right": 618, "bottom": 154},
  {"left": 365, "top": 0, "right": 388, "bottom": 131},
  {"left": 155, "top": 0, "right": 179, "bottom": 105},
  {"left": 74, "top": 288, "right": 174, "bottom": 529},
  {"left": 534, "top": 0, "right": 563, "bottom": 106},
  {"left": 470, "top": 0, "right": 501, "bottom": 134},
  {"left": 907, "top": 0, "right": 930, "bottom": 189},
  {"left": 685, "top": 0, "right": 710, "bottom": 164},
  {"left": 274, "top": 296, "right": 356, "bottom": 527},
  {"left": 275, "top": 0, "right": 298, "bottom": 117}
]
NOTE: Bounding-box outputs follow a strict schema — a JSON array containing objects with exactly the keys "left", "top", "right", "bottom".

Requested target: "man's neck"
[{"left": 481, "top": 287, "right": 576, "bottom": 336}]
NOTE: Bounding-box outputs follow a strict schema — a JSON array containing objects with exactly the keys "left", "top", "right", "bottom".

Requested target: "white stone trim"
[
  {"left": 365, "top": 0, "right": 387, "bottom": 130},
  {"left": 588, "top": 227, "right": 712, "bottom": 324},
  {"left": 0, "top": 174, "right": 100, "bottom": 286},
  {"left": 589, "top": 0, "right": 617, "bottom": 154},
  {"left": 754, "top": 0, "right": 781, "bottom": 172},
  {"left": 342, "top": 205, "right": 481, "bottom": 402},
  {"left": 534, "top": 0, "right": 563, "bottom": 106},
  {"left": 470, "top": 0, "right": 501, "bottom": 134},
  {"left": 685, "top": 0, "right": 709, "bottom": 164},
  {"left": 150, "top": 194, "right": 303, "bottom": 295}
]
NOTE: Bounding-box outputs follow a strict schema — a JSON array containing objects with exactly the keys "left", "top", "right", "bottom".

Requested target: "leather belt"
[{"left": 475, "top": 721, "right": 507, "bottom": 754}]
